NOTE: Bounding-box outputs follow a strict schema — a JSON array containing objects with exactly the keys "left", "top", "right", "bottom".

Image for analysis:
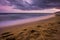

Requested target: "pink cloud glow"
[{"left": 0, "top": 5, "right": 60, "bottom": 13}]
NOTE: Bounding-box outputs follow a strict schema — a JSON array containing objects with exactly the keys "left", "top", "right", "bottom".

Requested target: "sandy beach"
[{"left": 0, "top": 14, "right": 60, "bottom": 40}]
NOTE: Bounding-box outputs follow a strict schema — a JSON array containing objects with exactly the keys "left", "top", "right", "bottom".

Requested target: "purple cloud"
[{"left": 0, "top": 0, "right": 60, "bottom": 13}]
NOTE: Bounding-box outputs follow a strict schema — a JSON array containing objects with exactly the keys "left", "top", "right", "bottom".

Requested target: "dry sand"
[{"left": 0, "top": 15, "right": 60, "bottom": 40}]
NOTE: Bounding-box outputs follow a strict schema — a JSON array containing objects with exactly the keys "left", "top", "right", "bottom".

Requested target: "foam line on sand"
[{"left": 0, "top": 14, "right": 55, "bottom": 27}]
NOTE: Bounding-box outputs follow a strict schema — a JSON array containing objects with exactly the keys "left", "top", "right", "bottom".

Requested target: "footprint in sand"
[
  {"left": 16, "top": 29, "right": 40, "bottom": 40},
  {"left": 43, "top": 28, "right": 58, "bottom": 40},
  {"left": 0, "top": 32, "right": 16, "bottom": 40},
  {"left": 37, "top": 25, "right": 42, "bottom": 28}
]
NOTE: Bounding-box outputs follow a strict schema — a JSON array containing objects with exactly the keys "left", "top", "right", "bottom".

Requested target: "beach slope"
[{"left": 0, "top": 14, "right": 60, "bottom": 40}]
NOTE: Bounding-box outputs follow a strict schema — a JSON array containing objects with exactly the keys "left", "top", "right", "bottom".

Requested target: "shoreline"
[
  {"left": 0, "top": 14, "right": 60, "bottom": 40},
  {"left": 0, "top": 14, "right": 55, "bottom": 28}
]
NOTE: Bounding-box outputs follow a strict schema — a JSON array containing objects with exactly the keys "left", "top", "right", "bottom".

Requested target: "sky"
[{"left": 0, "top": 0, "right": 60, "bottom": 13}]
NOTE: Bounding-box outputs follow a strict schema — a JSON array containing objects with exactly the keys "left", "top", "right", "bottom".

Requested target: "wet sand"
[{"left": 0, "top": 15, "right": 60, "bottom": 40}]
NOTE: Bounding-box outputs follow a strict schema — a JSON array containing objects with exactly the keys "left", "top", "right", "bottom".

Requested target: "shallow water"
[
  {"left": 0, "top": 13, "right": 55, "bottom": 27},
  {"left": 0, "top": 13, "right": 52, "bottom": 22}
]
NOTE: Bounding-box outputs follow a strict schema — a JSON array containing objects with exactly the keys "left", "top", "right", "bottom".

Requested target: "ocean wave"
[
  {"left": 0, "top": 14, "right": 55, "bottom": 27},
  {"left": 0, "top": 13, "right": 52, "bottom": 22}
]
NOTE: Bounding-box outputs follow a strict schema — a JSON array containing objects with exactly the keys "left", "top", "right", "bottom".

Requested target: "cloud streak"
[
  {"left": 0, "top": 0, "right": 60, "bottom": 13},
  {"left": 6, "top": 0, "right": 60, "bottom": 10},
  {"left": 0, "top": 5, "right": 60, "bottom": 13}
]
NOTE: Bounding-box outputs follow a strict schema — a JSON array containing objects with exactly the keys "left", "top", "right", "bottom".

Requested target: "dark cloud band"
[{"left": 0, "top": 0, "right": 60, "bottom": 10}]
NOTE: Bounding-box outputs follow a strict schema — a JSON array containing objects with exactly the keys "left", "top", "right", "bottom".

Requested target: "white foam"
[{"left": 0, "top": 14, "right": 55, "bottom": 27}]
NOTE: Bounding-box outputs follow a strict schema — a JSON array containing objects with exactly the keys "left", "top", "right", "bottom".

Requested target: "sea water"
[
  {"left": 0, "top": 13, "right": 54, "bottom": 27},
  {"left": 0, "top": 13, "right": 52, "bottom": 22}
]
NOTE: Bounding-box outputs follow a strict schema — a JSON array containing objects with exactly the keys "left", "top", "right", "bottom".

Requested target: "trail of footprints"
[
  {"left": 0, "top": 30, "right": 40, "bottom": 40},
  {"left": 0, "top": 22, "right": 59, "bottom": 40}
]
